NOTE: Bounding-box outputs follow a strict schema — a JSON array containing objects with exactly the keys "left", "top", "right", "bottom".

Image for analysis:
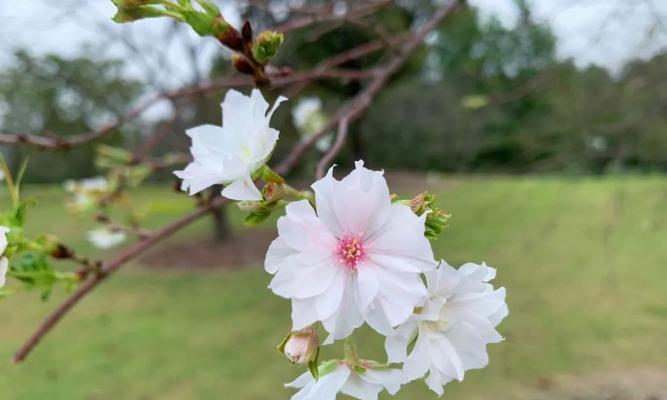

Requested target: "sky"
[{"left": 1, "top": 0, "right": 666, "bottom": 88}]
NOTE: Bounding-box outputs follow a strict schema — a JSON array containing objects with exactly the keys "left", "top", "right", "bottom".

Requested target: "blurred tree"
[
  {"left": 362, "top": 1, "right": 558, "bottom": 172},
  {"left": 0, "top": 51, "right": 142, "bottom": 182}
]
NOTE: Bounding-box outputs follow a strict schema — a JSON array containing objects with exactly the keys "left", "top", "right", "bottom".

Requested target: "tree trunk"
[{"left": 211, "top": 203, "right": 232, "bottom": 243}]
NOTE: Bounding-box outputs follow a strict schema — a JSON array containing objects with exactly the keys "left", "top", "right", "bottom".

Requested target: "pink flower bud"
[{"left": 282, "top": 327, "right": 318, "bottom": 365}]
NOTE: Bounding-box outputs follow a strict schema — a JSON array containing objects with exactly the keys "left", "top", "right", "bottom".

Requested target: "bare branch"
[
  {"left": 12, "top": 0, "right": 466, "bottom": 362},
  {"left": 276, "top": 0, "right": 467, "bottom": 175},
  {"left": 316, "top": 116, "right": 350, "bottom": 179},
  {"left": 13, "top": 195, "right": 229, "bottom": 363}
]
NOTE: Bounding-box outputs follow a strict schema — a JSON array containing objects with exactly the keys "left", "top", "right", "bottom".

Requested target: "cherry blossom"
[
  {"left": 385, "top": 261, "right": 508, "bottom": 396},
  {"left": 87, "top": 228, "right": 126, "bottom": 249},
  {"left": 265, "top": 161, "right": 437, "bottom": 343},
  {"left": 174, "top": 89, "right": 286, "bottom": 201},
  {"left": 286, "top": 363, "right": 404, "bottom": 400}
]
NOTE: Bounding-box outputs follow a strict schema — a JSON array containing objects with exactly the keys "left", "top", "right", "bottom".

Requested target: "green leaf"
[{"left": 308, "top": 346, "right": 321, "bottom": 380}]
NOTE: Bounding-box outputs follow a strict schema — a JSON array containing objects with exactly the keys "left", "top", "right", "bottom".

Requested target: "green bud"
[
  {"left": 261, "top": 182, "right": 285, "bottom": 204},
  {"left": 111, "top": 2, "right": 169, "bottom": 23},
  {"left": 237, "top": 201, "right": 262, "bottom": 213},
  {"left": 425, "top": 208, "right": 451, "bottom": 240},
  {"left": 251, "top": 31, "right": 284, "bottom": 64},
  {"left": 409, "top": 191, "right": 451, "bottom": 240}
]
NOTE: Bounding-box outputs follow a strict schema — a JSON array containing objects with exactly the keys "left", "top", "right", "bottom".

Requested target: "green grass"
[{"left": 1, "top": 175, "right": 666, "bottom": 399}]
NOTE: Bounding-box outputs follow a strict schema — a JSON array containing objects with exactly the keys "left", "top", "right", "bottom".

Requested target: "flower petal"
[
  {"left": 340, "top": 374, "right": 382, "bottom": 400},
  {"left": 269, "top": 256, "right": 337, "bottom": 299},
  {"left": 367, "top": 204, "right": 436, "bottom": 272},
  {"left": 265, "top": 237, "right": 296, "bottom": 274},
  {"left": 221, "top": 174, "right": 261, "bottom": 201},
  {"left": 277, "top": 200, "right": 336, "bottom": 254},
  {"left": 311, "top": 166, "right": 344, "bottom": 236},
  {"left": 354, "top": 263, "right": 379, "bottom": 313},
  {"left": 322, "top": 279, "right": 364, "bottom": 343},
  {"left": 331, "top": 160, "right": 391, "bottom": 238}
]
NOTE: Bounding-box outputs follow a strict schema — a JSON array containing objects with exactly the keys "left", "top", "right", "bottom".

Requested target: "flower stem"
[{"left": 283, "top": 183, "right": 314, "bottom": 204}]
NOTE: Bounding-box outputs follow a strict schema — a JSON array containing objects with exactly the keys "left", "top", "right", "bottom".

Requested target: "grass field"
[{"left": 1, "top": 174, "right": 666, "bottom": 399}]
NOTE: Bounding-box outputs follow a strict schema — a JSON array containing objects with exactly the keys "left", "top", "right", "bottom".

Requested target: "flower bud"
[
  {"left": 425, "top": 208, "right": 450, "bottom": 239},
  {"left": 409, "top": 191, "right": 450, "bottom": 239},
  {"left": 262, "top": 182, "right": 285, "bottom": 204},
  {"left": 237, "top": 200, "right": 262, "bottom": 212},
  {"left": 280, "top": 327, "right": 319, "bottom": 365},
  {"left": 214, "top": 18, "right": 244, "bottom": 51},
  {"left": 242, "top": 20, "right": 253, "bottom": 44},
  {"left": 251, "top": 31, "right": 284, "bottom": 64},
  {"left": 409, "top": 191, "right": 435, "bottom": 215},
  {"left": 232, "top": 54, "right": 255, "bottom": 75}
]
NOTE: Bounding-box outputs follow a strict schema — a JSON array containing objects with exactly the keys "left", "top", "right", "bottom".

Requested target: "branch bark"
[
  {"left": 13, "top": 195, "right": 229, "bottom": 363},
  {"left": 276, "top": 0, "right": 466, "bottom": 175},
  {"left": 13, "top": 0, "right": 466, "bottom": 363}
]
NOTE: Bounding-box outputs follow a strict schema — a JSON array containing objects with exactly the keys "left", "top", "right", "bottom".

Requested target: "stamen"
[{"left": 336, "top": 235, "right": 366, "bottom": 270}]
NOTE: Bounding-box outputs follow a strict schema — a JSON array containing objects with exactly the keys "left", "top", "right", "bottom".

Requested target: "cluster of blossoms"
[{"left": 175, "top": 89, "right": 508, "bottom": 399}]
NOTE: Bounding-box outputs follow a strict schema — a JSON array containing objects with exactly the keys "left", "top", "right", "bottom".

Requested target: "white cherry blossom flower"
[
  {"left": 64, "top": 176, "right": 110, "bottom": 211},
  {"left": 87, "top": 228, "right": 126, "bottom": 249},
  {"left": 0, "top": 226, "right": 9, "bottom": 288},
  {"left": 286, "top": 363, "right": 404, "bottom": 400},
  {"left": 0, "top": 257, "right": 8, "bottom": 288},
  {"left": 265, "top": 161, "right": 437, "bottom": 343},
  {"left": 385, "top": 260, "right": 508, "bottom": 396},
  {"left": 292, "top": 97, "right": 322, "bottom": 129},
  {"left": 174, "top": 89, "right": 286, "bottom": 201},
  {"left": 291, "top": 97, "right": 331, "bottom": 152}
]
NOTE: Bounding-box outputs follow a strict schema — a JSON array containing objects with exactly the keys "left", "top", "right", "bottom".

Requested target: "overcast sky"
[{"left": 1, "top": 0, "right": 666, "bottom": 88}]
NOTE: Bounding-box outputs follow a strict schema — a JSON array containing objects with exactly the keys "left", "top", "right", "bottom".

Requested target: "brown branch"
[
  {"left": 276, "top": 0, "right": 467, "bottom": 175},
  {"left": 131, "top": 107, "right": 180, "bottom": 163},
  {"left": 13, "top": 195, "right": 229, "bottom": 363},
  {"left": 272, "top": 0, "right": 392, "bottom": 33},
  {"left": 0, "top": 68, "right": 374, "bottom": 151},
  {"left": 13, "top": 0, "right": 465, "bottom": 362},
  {"left": 316, "top": 116, "right": 350, "bottom": 179}
]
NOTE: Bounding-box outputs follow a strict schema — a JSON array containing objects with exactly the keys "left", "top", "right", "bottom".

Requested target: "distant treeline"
[{"left": 1, "top": 3, "right": 666, "bottom": 182}]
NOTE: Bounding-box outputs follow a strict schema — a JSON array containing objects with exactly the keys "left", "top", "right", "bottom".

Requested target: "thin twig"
[
  {"left": 13, "top": 195, "right": 229, "bottom": 363},
  {"left": 316, "top": 116, "right": 350, "bottom": 179},
  {"left": 276, "top": 0, "right": 467, "bottom": 175},
  {"left": 13, "top": 0, "right": 466, "bottom": 362}
]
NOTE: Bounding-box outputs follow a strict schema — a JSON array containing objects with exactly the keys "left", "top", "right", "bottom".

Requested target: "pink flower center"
[{"left": 337, "top": 235, "right": 366, "bottom": 269}]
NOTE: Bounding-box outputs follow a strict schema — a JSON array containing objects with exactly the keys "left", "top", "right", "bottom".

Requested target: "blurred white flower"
[
  {"left": 292, "top": 97, "right": 331, "bottom": 152},
  {"left": 64, "top": 176, "right": 110, "bottom": 211},
  {"left": 0, "top": 226, "right": 9, "bottom": 256},
  {"left": 0, "top": 257, "right": 8, "bottom": 288},
  {"left": 87, "top": 228, "right": 126, "bottom": 249},
  {"left": 265, "top": 161, "right": 436, "bottom": 343},
  {"left": 385, "top": 261, "right": 508, "bottom": 396},
  {"left": 174, "top": 89, "right": 286, "bottom": 201},
  {"left": 0, "top": 226, "right": 9, "bottom": 288},
  {"left": 286, "top": 363, "right": 404, "bottom": 400},
  {"left": 292, "top": 97, "right": 322, "bottom": 128}
]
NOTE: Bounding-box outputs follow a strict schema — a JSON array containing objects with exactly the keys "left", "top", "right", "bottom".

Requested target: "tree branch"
[
  {"left": 276, "top": 0, "right": 467, "bottom": 175},
  {"left": 13, "top": 195, "right": 229, "bottom": 363},
  {"left": 12, "top": 0, "right": 466, "bottom": 362}
]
